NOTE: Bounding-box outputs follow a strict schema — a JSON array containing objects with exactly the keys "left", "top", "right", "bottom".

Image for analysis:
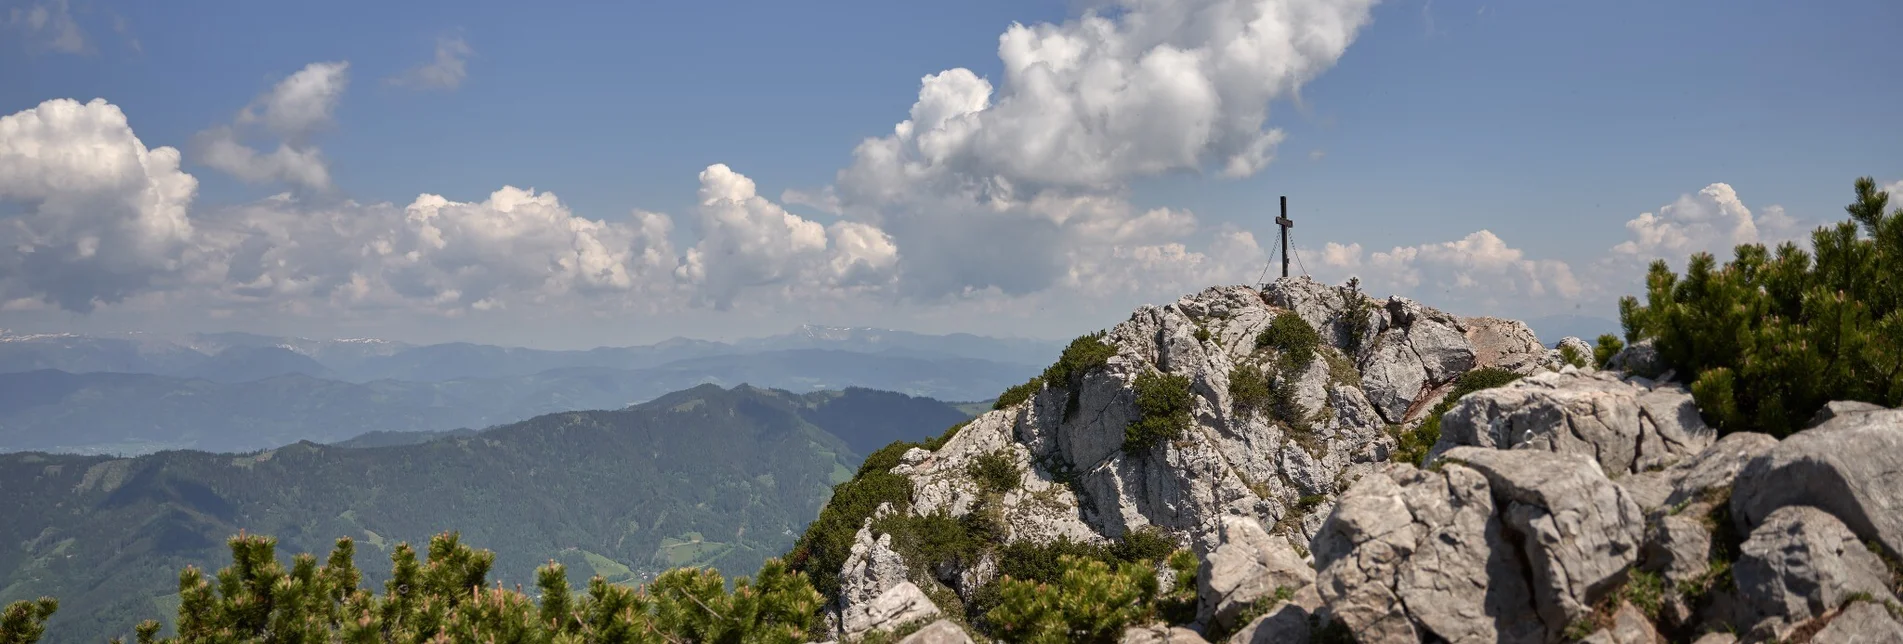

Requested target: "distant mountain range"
[
  {"left": 1523, "top": 314, "right": 1621, "bottom": 347},
  {"left": 0, "top": 350, "right": 1023, "bottom": 455},
  {"left": 0, "top": 325, "right": 1062, "bottom": 383},
  {"left": 0, "top": 326, "right": 1056, "bottom": 455},
  {"left": 0, "top": 384, "right": 974, "bottom": 644}
]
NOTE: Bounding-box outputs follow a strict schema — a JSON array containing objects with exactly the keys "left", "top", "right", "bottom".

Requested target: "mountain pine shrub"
[
  {"left": 993, "top": 376, "right": 1044, "bottom": 410},
  {"left": 1619, "top": 177, "right": 1903, "bottom": 436},
  {"left": 1593, "top": 334, "right": 1624, "bottom": 369},
  {"left": 1045, "top": 332, "right": 1118, "bottom": 421},
  {"left": 1256, "top": 312, "right": 1321, "bottom": 373},
  {"left": 19, "top": 532, "right": 823, "bottom": 644},
  {"left": 1124, "top": 371, "right": 1194, "bottom": 456}
]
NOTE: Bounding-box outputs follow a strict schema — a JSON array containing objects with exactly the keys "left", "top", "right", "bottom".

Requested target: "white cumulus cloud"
[
  {"left": 1314, "top": 230, "right": 1584, "bottom": 313},
  {"left": 389, "top": 35, "right": 474, "bottom": 91},
  {"left": 679, "top": 164, "right": 900, "bottom": 309},
  {"left": 1610, "top": 182, "right": 1807, "bottom": 261},
  {"left": 194, "top": 62, "right": 350, "bottom": 191},
  {"left": 0, "top": 98, "right": 198, "bottom": 312}
]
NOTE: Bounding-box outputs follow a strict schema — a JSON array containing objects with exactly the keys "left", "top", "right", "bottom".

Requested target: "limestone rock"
[
  {"left": 1228, "top": 593, "right": 1317, "bottom": 644},
  {"left": 1605, "top": 339, "right": 1665, "bottom": 378},
  {"left": 837, "top": 518, "right": 911, "bottom": 631},
  {"left": 896, "top": 620, "right": 974, "bottom": 644},
  {"left": 1463, "top": 316, "right": 1552, "bottom": 375},
  {"left": 1118, "top": 624, "right": 1212, "bottom": 644},
  {"left": 1429, "top": 370, "right": 1714, "bottom": 476},
  {"left": 1689, "top": 634, "right": 1738, "bottom": 644},
  {"left": 1642, "top": 513, "right": 1715, "bottom": 587},
  {"left": 1731, "top": 403, "right": 1903, "bottom": 558},
  {"left": 1312, "top": 462, "right": 1545, "bottom": 644},
  {"left": 1194, "top": 515, "right": 1315, "bottom": 632},
  {"left": 1441, "top": 447, "right": 1647, "bottom": 635},
  {"left": 1557, "top": 336, "right": 1595, "bottom": 368},
  {"left": 1359, "top": 329, "right": 1428, "bottom": 423},
  {"left": 1808, "top": 601, "right": 1903, "bottom": 644},
  {"left": 843, "top": 581, "right": 941, "bottom": 637},
  {"left": 1733, "top": 506, "right": 1898, "bottom": 625},
  {"left": 1610, "top": 600, "right": 1662, "bottom": 644}
]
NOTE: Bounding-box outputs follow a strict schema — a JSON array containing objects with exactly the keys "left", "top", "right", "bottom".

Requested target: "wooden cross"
[{"left": 1276, "top": 196, "right": 1293, "bottom": 279}]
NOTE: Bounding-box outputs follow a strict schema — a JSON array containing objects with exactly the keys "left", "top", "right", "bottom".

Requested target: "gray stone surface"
[
  {"left": 1118, "top": 624, "right": 1213, "bottom": 644},
  {"left": 1731, "top": 403, "right": 1903, "bottom": 559},
  {"left": 1312, "top": 462, "right": 1545, "bottom": 644},
  {"left": 1734, "top": 505, "right": 1898, "bottom": 625},
  {"left": 895, "top": 620, "right": 974, "bottom": 644},
  {"left": 1195, "top": 515, "right": 1314, "bottom": 632},
  {"left": 1429, "top": 370, "right": 1714, "bottom": 475},
  {"left": 1808, "top": 601, "right": 1903, "bottom": 644},
  {"left": 1440, "top": 447, "right": 1647, "bottom": 637}
]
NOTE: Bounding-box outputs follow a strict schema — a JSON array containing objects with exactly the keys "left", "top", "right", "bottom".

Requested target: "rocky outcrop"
[
  {"left": 1731, "top": 402, "right": 1903, "bottom": 559},
  {"left": 1195, "top": 515, "right": 1314, "bottom": 633},
  {"left": 818, "top": 276, "right": 1903, "bottom": 644},
  {"left": 1443, "top": 447, "right": 1647, "bottom": 634},
  {"left": 1429, "top": 370, "right": 1715, "bottom": 476},
  {"left": 1556, "top": 336, "right": 1595, "bottom": 367},
  {"left": 1462, "top": 316, "right": 1554, "bottom": 376},
  {"left": 1734, "top": 506, "right": 1897, "bottom": 627},
  {"left": 1605, "top": 339, "right": 1666, "bottom": 378}
]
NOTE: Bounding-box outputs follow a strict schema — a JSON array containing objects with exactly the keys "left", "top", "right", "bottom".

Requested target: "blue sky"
[{"left": 1, "top": 0, "right": 1899, "bottom": 348}]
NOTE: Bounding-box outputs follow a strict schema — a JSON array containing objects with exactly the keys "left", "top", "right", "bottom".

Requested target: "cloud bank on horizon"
[{"left": 0, "top": 0, "right": 1871, "bottom": 341}]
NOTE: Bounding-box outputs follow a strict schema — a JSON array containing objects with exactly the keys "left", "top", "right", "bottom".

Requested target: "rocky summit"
[{"left": 821, "top": 277, "right": 1903, "bottom": 643}]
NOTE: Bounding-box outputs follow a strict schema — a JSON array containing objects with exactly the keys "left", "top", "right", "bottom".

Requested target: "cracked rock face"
[
  {"left": 1734, "top": 505, "right": 1898, "bottom": 626},
  {"left": 1313, "top": 447, "right": 1646, "bottom": 643},
  {"left": 1195, "top": 515, "right": 1315, "bottom": 632},
  {"left": 875, "top": 279, "right": 1499, "bottom": 570},
  {"left": 1731, "top": 403, "right": 1903, "bottom": 561},
  {"left": 1428, "top": 370, "right": 1715, "bottom": 476}
]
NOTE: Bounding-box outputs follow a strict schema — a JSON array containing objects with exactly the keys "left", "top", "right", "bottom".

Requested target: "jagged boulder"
[
  {"left": 1730, "top": 402, "right": 1903, "bottom": 559},
  {"left": 1312, "top": 461, "right": 1545, "bottom": 644},
  {"left": 1733, "top": 506, "right": 1898, "bottom": 627},
  {"left": 1605, "top": 339, "right": 1666, "bottom": 378},
  {"left": 844, "top": 582, "right": 941, "bottom": 638},
  {"left": 1194, "top": 515, "right": 1314, "bottom": 633},
  {"left": 836, "top": 507, "right": 912, "bottom": 632},
  {"left": 1463, "top": 316, "right": 1553, "bottom": 375},
  {"left": 1808, "top": 601, "right": 1903, "bottom": 643},
  {"left": 1444, "top": 447, "right": 1647, "bottom": 634},
  {"left": 1228, "top": 586, "right": 1321, "bottom": 644},
  {"left": 1428, "top": 370, "right": 1715, "bottom": 475}
]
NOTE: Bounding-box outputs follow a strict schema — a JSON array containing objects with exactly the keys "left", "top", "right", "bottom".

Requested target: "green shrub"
[
  {"left": 1391, "top": 367, "right": 1522, "bottom": 466},
  {"left": 1256, "top": 312, "right": 1322, "bottom": 373},
  {"left": 1044, "top": 332, "right": 1119, "bottom": 421},
  {"left": 994, "top": 376, "right": 1045, "bottom": 411},
  {"left": 996, "top": 537, "right": 1115, "bottom": 585},
  {"left": 969, "top": 450, "right": 1021, "bottom": 494},
  {"left": 1558, "top": 342, "right": 1588, "bottom": 368},
  {"left": 1193, "top": 326, "right": 1212, "bottom": 343},
  {"left": 874, "top": 511, "right": 990, "bottom": 575},
  {"left": 1227, "top": 363, "right": 1274, "bottom": 419},
  {"left": 1341, "top": 276, "right": 1377, "bottom": 356},
  {"left": 1593, "top": 334, "right": 1625, "bottom": 369},
  {"left": 0, "top": 598, "right": 57, "bottom": 644},
  {"left": 1619, "top": 177, "right": 1903, "bottom": 436},
  {"left": 789, "top": 440, "right": 919, "bottom": 599},
  {"left": 984, "top": 556, "right": 1162, "bottom": 644},
  {"left": 1125, "top": 371, "right": 1195, "bottom": 456},
  {"left": 1110, "top": 526, "right": 1178, "bottom": 565},
  {"left": 31, "top": 532, "right": 824, "bottom": 644}
]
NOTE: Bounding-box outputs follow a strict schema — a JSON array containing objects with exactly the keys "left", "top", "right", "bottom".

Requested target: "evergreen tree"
[{"left": 1620, "top": 177, "right": 1903, "bottom": 436}]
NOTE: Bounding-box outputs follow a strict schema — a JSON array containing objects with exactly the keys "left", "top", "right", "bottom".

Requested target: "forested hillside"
[{"left": 0, "top": 384, "right": 972, "bottom": 643}]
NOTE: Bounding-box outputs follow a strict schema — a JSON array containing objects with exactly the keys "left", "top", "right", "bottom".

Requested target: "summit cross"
[{"left": 1276, "top": 196, "right": 1294, "bottom": 279}]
